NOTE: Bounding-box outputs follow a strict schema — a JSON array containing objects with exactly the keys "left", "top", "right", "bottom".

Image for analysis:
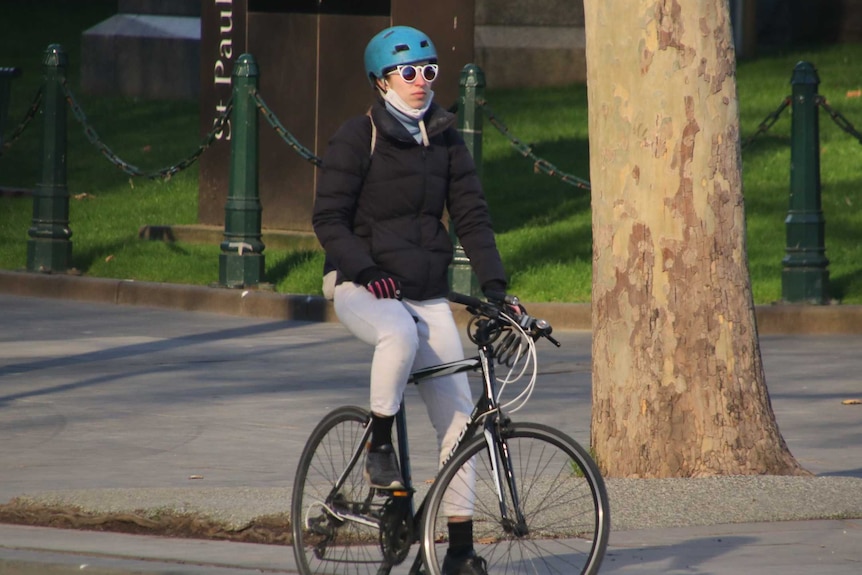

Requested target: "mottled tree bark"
[{"left": 583, "top": 0, "right": 806, "bottom": 477}]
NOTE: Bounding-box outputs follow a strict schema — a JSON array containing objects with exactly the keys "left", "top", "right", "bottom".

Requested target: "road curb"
[
  {"left": 1, "top": 269, "right": 861, "bottom": 333},
  {"left": 0, "top": 270, "right": 337, "bottom": 323}
]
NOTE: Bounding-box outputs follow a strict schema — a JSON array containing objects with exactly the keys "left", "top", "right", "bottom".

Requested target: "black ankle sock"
[
  {"left": 447, "top": 520, "right": 474, "bottom": 557},
  {"left": 369, "top": 414, "right": 394, "bottom": 451}
]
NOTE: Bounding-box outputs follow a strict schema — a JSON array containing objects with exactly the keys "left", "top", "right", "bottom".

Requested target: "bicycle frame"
[{"left": 317, "top": 334, "right": 528, "bottom": 574}]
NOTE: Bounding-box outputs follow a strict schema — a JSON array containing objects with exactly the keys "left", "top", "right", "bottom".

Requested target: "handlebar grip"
[
  {"left": 483, "top": 290, "right": 508, "bottom": 303},
  {"left": 447, "top": 291, "right": 485, "bottom": 309}
]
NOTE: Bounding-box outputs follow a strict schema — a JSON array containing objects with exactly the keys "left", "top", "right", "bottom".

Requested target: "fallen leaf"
[
  {"left": 104, "top": 255, "right": 114, "bottom": 263},
  {"left": 188, "top": 474, "right": 204, "bottom": 480},
  {"left": 841, "top": 399, "right": 861, "bottom": 405},
  {"left": 847, "top": 89, "right": 862, "bottom": 98},
  {"left": 73, "top": 193, "right": 94, "bottom": 200},
  {"left": 142, "top": 145, "right": 152, "bottom": 152}
]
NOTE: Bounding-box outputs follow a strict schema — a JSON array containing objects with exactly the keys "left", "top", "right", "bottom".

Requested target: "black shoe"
[
  {"left": 442, "top": 549, "right": 488, "bottom": 575},
  {"left": 364, "top": 444, "right": 404, "bottom": 489}
]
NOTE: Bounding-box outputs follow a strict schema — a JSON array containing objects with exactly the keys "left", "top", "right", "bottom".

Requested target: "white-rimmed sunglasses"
[{"left": 387, "top": 63, "right": 438, "bottom": 83}]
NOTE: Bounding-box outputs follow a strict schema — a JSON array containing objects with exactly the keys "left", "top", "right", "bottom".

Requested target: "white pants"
[{"left": 334, "top": 281, "right": 475, "bottom": 516}]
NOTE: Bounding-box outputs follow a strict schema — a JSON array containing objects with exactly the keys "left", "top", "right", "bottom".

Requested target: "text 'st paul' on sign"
[{"left": 199, "top": 0, "right": 475, "bottom": 232}]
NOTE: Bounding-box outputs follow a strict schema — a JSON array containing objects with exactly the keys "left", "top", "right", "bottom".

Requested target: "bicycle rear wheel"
[
  {"left": 421, "top": 422, "right": 610, "bottom": 575},
  {"left": 292, "top": 405, "right": 390, "bottom": 575}
]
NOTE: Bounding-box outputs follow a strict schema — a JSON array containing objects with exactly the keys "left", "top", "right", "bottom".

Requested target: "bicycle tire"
[
  {"left": 292, "top": 405, "right": 392, "bottom": 575},
  {"left": 421, "top": 422, "right": 610, "bottom": 575}
]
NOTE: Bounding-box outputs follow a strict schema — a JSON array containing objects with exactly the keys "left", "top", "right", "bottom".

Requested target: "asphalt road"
[{"left": 1, "top": 292, "right": 862, "bottom": 573}]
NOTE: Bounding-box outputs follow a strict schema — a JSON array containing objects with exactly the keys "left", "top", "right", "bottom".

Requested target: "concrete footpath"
[{"left": 1, "top": 278, "right": 862, "bottom": 573}]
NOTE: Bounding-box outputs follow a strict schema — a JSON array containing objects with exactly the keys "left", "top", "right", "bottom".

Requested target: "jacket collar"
[{"left": 370, "top": 99, "right": 455, "bottom": 144}]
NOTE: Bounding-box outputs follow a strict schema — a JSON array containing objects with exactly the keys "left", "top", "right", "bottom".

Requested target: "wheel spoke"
[
  {"left": 293, "top": 407, "right": 398, "bottom": 575},
  {"left": 421, "top": 423, "right": 609, "bottom": 575}
]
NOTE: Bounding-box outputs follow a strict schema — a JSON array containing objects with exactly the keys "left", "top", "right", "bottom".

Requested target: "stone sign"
[{"left": 199, "top": 0, "right": 475, "bottom": 233}]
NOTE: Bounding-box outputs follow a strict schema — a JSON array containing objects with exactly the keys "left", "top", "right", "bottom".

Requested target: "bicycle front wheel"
[
  {"left": 291, "top": 405, "right": 386, "bottom": 575},
  {"left": 421, "top": 422, "right": 610, "bottom": 575}
]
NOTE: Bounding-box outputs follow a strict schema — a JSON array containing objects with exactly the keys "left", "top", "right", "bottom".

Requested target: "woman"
[{"left": 312, "top": 25, "right": 507, "bottom": 575}]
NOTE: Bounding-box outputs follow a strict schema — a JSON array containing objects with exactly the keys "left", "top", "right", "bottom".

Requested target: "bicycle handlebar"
[
  {"left": 447, "top": 291, "right": 485, "bottom": 309},
  {"left": 447, "top": 291, "right": 561, "bottom": 348}
]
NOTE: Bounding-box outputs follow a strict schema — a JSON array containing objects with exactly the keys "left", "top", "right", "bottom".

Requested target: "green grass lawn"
[{"left": 2, "top": 2, "right": 861, "bottom": 303}]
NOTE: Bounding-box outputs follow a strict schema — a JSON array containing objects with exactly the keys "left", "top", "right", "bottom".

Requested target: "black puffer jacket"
[{"left": 312, "top": 99, "right": 507, "bottom": 301}]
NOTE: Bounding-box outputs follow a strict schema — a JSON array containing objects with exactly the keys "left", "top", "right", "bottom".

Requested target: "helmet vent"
[
  {"left": 394, "top": 43, "right": 409, "bottom": 53},
  {"left": 420, "top": 40, "right": 429, "bottom": 47}
]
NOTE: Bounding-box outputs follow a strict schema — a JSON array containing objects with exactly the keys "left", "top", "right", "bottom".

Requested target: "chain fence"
[
  {"left": 0, "top": 86, "right": 41, "bottom": 158},
  {"left": 477, "top": 98, "right": 592, "bottom": 191},
  {"left": 62, "top": 81, "right": 232, "bottom": 182},
  {"left": 6, "top": 74, "right": 862, "bottom": 191},
  {"left": 740, "top": 93, "right": 862, "bottom": 150},
  {"left": 1, "top": 77, "right": 592, "bottom": 190},
  {"left": 741, "top": 96, "right": 791, "bottom": 150},
  {"left": 817, "top": 95, "right": 862, "bottom": 144},
  {"left": 252, "top": 90, "right": 322, "bottom": 168}
]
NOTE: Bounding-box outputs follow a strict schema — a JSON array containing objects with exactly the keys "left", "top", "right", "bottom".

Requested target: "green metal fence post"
[
  {"left": 27, "top": 44, "right": 72, "bottom": 273},
  {"left": 782, "top": 61, "right": 829, "bottom": 304},
  {"left": 449, "top": 64, "right": 484, "bottom": 296},
  {"left": 219, "top": 54, "right": 265, "bottom": 288}
]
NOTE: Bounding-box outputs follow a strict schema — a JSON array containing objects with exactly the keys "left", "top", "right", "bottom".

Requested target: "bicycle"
[{"left": 291, "top": 292, "right": 610, "bottom": 575}]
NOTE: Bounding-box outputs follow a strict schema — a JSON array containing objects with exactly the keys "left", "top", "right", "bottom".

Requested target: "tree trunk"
[{"left": 583, "top": 0, "right": 807, "bottom": 477}]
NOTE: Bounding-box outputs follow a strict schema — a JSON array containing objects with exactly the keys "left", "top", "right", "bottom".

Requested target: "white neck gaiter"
[{"left": 382, "top": 87, "right": 434, "bottom": 120}]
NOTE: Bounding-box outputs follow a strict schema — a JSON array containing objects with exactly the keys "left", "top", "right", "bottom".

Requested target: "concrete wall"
[
  {"left": 474, "top": 0, "right": 587, "bottom": 88},
  {"left": 80, "top": 0, "right": 200, "bottom": 100},
  {"left": 473, "top": 0, "right": 862, "bottom": 87},
  {"left": 80, "top": 1, "right": 862, "bottom": 98},
  {"left": 81, "top": 0, "right": 586, "bottom": 99}
]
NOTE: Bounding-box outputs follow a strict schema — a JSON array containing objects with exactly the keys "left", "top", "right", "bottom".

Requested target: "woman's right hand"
[{"left": 366, "top": 276, "right": 402, "bottom": 300}]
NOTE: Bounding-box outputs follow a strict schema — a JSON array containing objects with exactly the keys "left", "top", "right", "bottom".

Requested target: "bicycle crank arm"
[{"left": 316, "top": 502, "right": 381, "bottom": 530}]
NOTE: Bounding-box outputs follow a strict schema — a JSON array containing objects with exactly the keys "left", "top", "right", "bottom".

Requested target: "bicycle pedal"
[{"left": 375, "top": 487, "right": 414, "bottom": 498}]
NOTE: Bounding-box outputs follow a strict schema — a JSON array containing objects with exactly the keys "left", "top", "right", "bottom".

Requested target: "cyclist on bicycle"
[{"left": 312, "top": 25, "right": 508, "bottom": 575}]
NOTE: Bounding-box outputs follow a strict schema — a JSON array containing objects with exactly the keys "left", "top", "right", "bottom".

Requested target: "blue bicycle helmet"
[{"left": 364, "top": 26, "right": 437, "bottom": 86}]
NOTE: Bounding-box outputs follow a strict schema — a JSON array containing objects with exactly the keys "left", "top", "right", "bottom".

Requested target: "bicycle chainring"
[{"left": 378, "top": 495, "right": 414, "bottom": 565}]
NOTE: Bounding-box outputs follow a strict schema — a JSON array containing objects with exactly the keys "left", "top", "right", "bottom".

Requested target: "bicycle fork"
[
  {"left": 485, "top": 423, "right": 529, "bottom": 537},
  {"left": 479, "top": 345, "right": 530, "bottom": 538}
]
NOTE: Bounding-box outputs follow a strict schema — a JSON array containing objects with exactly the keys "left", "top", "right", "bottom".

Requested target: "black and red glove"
[{"left": 358, "top": 268, "right": 402, "bottom": 300}]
